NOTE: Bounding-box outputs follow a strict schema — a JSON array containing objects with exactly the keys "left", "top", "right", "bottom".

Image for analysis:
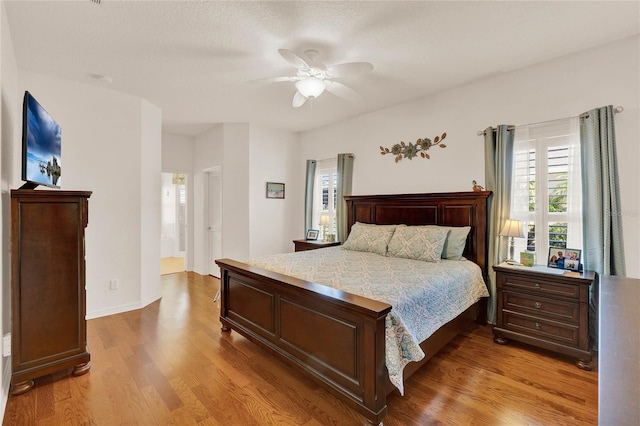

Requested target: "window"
[
  {"left": 313, "top": 159, "right": 337, "bottom": 238},
  {"left": 510, "top": 118, "right": 582, "bottom": 264}
]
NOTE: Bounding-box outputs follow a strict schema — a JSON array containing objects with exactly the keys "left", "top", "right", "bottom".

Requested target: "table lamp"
[
  {"left": 319, "top": 213, "right": 330, "bottom": 241},
  {"left": 500, "top": 219, "right": 524, "bottom": 264}
]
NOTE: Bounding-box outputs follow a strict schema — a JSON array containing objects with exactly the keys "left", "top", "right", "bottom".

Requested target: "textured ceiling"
[{"left": 5, "top": 1, "right": 640, "bottom": 135}]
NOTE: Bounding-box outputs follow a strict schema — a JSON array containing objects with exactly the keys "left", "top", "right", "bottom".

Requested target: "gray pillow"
[
  {"left": 425, "top": 225, "right": 471, "bottom": 260},
  {"left": 342, "top": 222, "right": 398, "bottom": 256},
  {"left": 387, "top": 226, "right": 448, "bottom": 262}
]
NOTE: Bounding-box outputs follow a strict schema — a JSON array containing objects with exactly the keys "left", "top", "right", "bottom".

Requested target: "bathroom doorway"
[{"left": 161, "top": 172, "right": 187, "bottom": 275}]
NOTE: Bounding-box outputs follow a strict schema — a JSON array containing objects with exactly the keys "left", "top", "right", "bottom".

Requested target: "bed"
[{"left": 215, "top": 191, "right": 491, "bottom": 425}]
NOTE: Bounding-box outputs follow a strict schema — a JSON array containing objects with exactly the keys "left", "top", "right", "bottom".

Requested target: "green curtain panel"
[
  {"left": 304, "top": 159, "right": 317, "bottom": 233},
  {"left": 580, "top": 105, "right": 626, "bottom": 347},
  {"left": 336, "top": 153, "right": 354, "bottom": 242},
  {"left": 484, "top": 125, "right": 515, "bottom": 324}
]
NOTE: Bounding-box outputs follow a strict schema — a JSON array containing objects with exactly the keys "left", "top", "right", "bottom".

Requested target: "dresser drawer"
[
  {"left": 503, "top": 276, "right": 579, "bottom": 300},
  {"left": 502, "top": 311, "right": 579, "bottom": 346},
  {"left": 503, "top": 291, "right": 580, "bottom": 324}
]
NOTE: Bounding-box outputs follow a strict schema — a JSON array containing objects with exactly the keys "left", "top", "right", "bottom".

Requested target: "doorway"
[{"left": 161, "top": 172, "right": 187, "bottom": 275}]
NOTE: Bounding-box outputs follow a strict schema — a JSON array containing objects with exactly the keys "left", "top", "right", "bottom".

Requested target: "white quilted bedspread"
[{"left": 245, "top": 246, "right": 489, "bottom": 395}]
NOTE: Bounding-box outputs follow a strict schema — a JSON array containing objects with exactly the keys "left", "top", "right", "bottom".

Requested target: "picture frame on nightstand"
[
  {"left": 305, "top": 229, "right": 319, "bottom": 240},
  {"left": 547, "top": 247, "right": 581, "bottom": 271}
]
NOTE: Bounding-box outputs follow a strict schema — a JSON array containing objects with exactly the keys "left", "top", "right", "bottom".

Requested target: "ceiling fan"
[{"left": 262, "top": 49, "right": 373, "bottom": 108}]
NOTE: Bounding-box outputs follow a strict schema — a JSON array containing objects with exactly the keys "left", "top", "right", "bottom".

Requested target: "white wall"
[
  {"left": 0, "top": 1, "right": 19, "bottom": 417},
  {"left": 15, "top": 72, "right": 163, "bottom": 318},
  {"left": 221, "top": 124, "right": 251, "bottom": 261},
  {"left": 300, "top": 35, "right": 640, "bottom": 278},
  {"left": 192, "top": 125, "right": 223, "bottom": 274},
  {"left": 249, "top": 125, "right": 300, "bottom": 257},
  {"left": 139, "top": 99, "right": 162, "bottom": 306},
  {"left": 190, "top": 123, "right": 300, "bottom": 273},
  {"left": 162, "top": 132, "right": 194, "bottom": 271}
]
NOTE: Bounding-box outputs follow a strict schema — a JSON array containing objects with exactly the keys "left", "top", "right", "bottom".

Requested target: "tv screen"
[{"left": 21, "top": 91, "right": 62, "bottom": 189}]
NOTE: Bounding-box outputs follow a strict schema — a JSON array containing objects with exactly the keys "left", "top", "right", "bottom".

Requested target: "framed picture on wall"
[{"left": 266, "top": 182, "right": 285, "bottom": 199}]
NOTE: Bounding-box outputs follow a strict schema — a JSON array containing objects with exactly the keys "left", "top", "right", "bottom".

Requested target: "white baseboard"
[{"left": 86, "top": 292, "right": 163, "bottom": 320}]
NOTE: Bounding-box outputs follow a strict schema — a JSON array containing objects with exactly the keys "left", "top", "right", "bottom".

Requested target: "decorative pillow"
[
  {"left": 342, "top": 222, "right": 398, "bottom": 256},
  {"left": 387, "top": 226, "right": 448, "bottom": 262},
  {"left": 425, "top": 225, "right": 471, "bottom": 260}
]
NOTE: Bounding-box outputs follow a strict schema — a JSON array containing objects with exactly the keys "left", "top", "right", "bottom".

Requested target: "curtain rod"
[{"left": 476, "top": 106, "right": 624, "bottom": 136}]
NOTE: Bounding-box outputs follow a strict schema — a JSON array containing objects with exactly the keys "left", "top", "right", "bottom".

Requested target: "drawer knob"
[
  {"left": 534, "top": 283, "right": 541, "bottom": 289},
  {"left": 535, "top": 322, "right": 541, "bottom": 330},
  {"left": 535, "top": 302, "right": 542, "bottom": 309}
]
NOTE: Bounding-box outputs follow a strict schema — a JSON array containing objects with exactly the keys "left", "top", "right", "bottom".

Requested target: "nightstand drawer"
[
  {"left": 503, "top": 276, "right": 579, "bottom": 300},
  {"left": 503, "top": 291, "right": 580, "bottom": 324},
  {"left": 502, "top": 311, "right": 579, "bottom": 346}
]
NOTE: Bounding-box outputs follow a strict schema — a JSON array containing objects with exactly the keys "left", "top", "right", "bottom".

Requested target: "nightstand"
[
  {"left": 492, "top": 263, "right": 595, "bottom": 370},
  {"left": 293, "top": 239, "right": 340, "bottom": 252}
]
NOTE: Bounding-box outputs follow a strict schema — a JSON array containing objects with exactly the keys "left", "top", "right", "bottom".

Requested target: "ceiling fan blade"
[
  {"left": 248, "top": 76, "right": 297, "bottom": 84},
  {"left": 324, "top": 80, "right": 361, "bottom": 102},
  {"left": 328, "top": 62, "right": 373, "bottom": 78},
  {"left": 292, "top": 91, "right": 307, "bottom": 108},
  {"left": 278, "top": 49, "right": 310, "bottom": 70}
]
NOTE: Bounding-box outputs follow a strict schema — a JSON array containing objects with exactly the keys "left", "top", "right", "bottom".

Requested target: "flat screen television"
[{"left": 21, "top": 91, "right": 62, "bottom": 189}]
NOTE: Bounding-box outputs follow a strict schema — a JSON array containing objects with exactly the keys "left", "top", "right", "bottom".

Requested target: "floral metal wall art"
[{"left": 380, "top": 132, "right": 447, "bottom": 163}]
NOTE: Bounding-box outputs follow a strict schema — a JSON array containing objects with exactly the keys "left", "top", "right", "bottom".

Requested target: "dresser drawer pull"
[
  {"left": 535, "top": 322, "right": 541, "bottom": 330},
  {"left": 534, "top": 283, "right": 541, "bottom": 289},
  {"left": 535, "top": 302, "right": 542, "bottom": 309}
]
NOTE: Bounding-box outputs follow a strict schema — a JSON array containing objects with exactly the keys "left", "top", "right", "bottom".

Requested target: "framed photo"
[
  {"left": 306, "top": 229, "right": 319, "bottom": 241},
  {"left": 266, "top": 182, "right": 285, "bottom": 199},
  {"left": 547, "top": 248, "right": 565, "bottom": 268},
  {"left": 563, "top": 248, "right": 582, "bottom": 271},
  {"left": 547, "top": 247, "right": 581, "bottom": 271}
]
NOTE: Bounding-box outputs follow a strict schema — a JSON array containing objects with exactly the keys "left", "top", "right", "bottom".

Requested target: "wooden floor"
[
  {"left": 3, "top": 272, "right": 597, "bottom": 425},
  {"left": 160, "top": 256, "right": 185, "bottom": 275}
]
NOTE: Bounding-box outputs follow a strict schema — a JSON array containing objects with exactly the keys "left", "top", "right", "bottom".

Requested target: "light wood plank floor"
[
  {"left": 160, "top": 257, "right": 185, "bottom": 275},
  {"left": 3, "top": 272, "right": 597, "bottom": 425}
]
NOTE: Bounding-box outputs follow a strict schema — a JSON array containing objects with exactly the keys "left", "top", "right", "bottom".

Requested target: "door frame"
[
  {"left": 204, "top": 166, "right": 222, "bottom": 277},
  {"left": 160, "top": 170, "right": 191, "bottom": 272}
]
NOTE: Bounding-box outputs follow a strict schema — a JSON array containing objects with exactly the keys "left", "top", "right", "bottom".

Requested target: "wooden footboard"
[{"left": 216, "top": 258, "right": 392, "bottom": 425}]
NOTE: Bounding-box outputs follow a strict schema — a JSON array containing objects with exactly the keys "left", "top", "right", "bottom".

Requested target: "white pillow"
[
  {"left": 387, "top": 226, "right": 448, "bottom": 262},
  {"left": 342, "top": 222, "right": 397, "bottom": 256}
]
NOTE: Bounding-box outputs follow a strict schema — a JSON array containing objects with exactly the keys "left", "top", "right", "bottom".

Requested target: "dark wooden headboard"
[{"left": 345, "top": 191, "right": 491, "bottom": 278}]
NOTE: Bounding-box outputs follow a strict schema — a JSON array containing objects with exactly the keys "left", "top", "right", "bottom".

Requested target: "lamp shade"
[
  {"left": 319, "top": 212, "right": 330, "bottom": 226},
  {"left": 295, "top": 77, "right": 326, "bottom": 98},
  {"left": 499, "top": 219, "right": 524, "bottom": 238}
]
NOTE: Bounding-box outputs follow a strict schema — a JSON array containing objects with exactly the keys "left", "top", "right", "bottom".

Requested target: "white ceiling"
[{"left": 5, "top": 1, "right": 640, "bottom": 136}]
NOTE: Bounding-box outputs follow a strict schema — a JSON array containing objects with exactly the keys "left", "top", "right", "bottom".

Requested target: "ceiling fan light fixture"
[{"left": 295, "top": 77, "right": 326, "bottom": 98}]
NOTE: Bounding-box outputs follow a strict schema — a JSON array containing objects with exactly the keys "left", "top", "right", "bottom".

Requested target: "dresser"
[
  {"left": 293, "top": 239, "right": 340, "bottom": 252},
  {"left": 492, "top": 263, "right": 595, "bottom": 370},
  {"left": 10, "top": 190, "right": 92, "bottom": 395}
]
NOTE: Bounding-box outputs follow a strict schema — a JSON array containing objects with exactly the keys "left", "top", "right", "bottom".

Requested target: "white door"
[{"left": 207, "top": 172, "right": 222, "bottom": 277}]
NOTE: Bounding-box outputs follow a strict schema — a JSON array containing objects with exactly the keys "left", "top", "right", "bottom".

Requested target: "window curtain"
[
  {"left": 336, "top": 153, "right": 354, "bottom": 242},
  {"left": 484, "top": 125, "right": 515, "bottom": 324},
  {"left": 580, "top": 105, "right": 626, "bottom": 347},
  {"left": 304, "top": 159, "right": 316, "bottom": 232}
]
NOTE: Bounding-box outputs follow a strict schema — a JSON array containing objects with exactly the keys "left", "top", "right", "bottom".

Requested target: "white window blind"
[
  {"left": 312, "top": 159, "right": 337, "bottom": 238},
  {"left": 510, "top": 118, "right": 582, "bottom": 264}
]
